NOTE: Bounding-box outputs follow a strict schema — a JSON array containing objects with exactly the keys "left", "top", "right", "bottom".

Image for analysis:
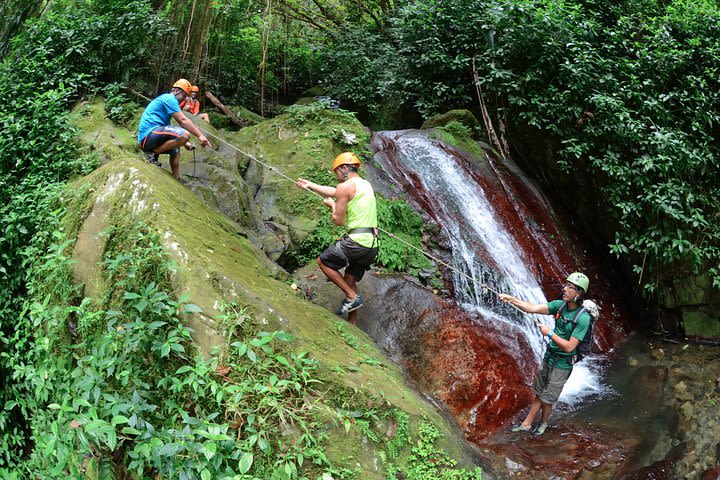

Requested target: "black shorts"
[
  {"left": 319, "top": 234, "right": 378, "bottom": 282},
  {"left": 139, "top": 125, "right": 187, "bottom": 156}
]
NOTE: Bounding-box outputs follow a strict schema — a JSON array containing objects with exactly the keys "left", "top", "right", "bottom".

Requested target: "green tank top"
[{"left": 346, "top": 177, "right": 377, "bottom": 248}]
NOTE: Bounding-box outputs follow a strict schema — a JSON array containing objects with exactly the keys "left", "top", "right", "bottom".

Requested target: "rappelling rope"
[
  {"left": 195, "top": 125, "right": 531, "bottom": 314},
  {"left": 128, "top": 88, "right": 528, "bottom": 314}
]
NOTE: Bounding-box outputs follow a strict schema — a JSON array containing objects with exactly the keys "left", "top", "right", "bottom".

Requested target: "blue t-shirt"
[{"left": 137, "top": 93, "right": 181, "bottom": 143}]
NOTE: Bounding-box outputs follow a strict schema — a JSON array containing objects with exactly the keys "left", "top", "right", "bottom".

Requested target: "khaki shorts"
[{"left": 533, "top": 362, "right": 572, "bottom": 404}]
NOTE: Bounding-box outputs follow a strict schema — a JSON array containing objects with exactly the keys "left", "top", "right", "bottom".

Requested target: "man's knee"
[{"left": 180, "top": 131, "right": 190, "bottom": 144}]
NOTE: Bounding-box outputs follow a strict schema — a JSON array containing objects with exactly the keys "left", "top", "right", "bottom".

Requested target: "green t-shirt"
[{"left": 544, "top": 300, "right": 590, "bottom": 369}]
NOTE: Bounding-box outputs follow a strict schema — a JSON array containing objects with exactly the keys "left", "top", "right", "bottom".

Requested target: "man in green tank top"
[
  {"left": 295, "top": 152, "right": 378, "bottom": 324},
  {"left": 498, "top": 272, "right": 591, "bottom": 437}
]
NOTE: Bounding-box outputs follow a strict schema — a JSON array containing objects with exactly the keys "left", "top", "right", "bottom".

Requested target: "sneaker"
[
  {"left": 144, "top": 152, "right": 161, "bottom": 166},
  {"left": 531, "top": 422, "right": 548, "bottom": 437},
  {"left": 510, "top": 423, "right": 532, "bottom": 433},
  {"left": 335, "top": 295, "right": 363, "bottom": 315}
]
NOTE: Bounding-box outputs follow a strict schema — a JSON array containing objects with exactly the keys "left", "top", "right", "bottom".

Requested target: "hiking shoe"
[
  {"left": 335, "top": 295, "right": 363, "bottom": 315},
  {"left": 144, "top": 152, "right": 161, "bottom": 166},
  {"left": 531, "top": 422, "right": 548, "bottom": 437},
  {"left": 510, "top": 423, "right": 532, "bottom": 433}
]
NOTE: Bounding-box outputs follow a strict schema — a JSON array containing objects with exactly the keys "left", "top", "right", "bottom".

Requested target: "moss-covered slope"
[{"left": 67, "top": 99, "right": 480, "bottom": 476}]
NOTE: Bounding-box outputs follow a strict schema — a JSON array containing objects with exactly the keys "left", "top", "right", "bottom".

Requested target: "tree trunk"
[{"left": 206, "top": 91, "right": 248, "bottom": 127}]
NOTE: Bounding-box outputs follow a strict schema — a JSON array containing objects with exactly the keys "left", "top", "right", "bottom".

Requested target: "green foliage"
[
  {"left": 386, "top": 422, "right": 483, "bottom": 480},
  {"left": 205, "top": 4, "right": 321, "bottom": 111},
  {"left": 103, "top": 83, "right": 136, "bottom": 125},
  {"left": 16, "top": 226, "right": 332, "bottom": 478},
  {"left": 0, "top": 0, "right": 174, "bottom": 469},
  {"left": 376, "top": 197, "right": 433, "bottom": 275}
]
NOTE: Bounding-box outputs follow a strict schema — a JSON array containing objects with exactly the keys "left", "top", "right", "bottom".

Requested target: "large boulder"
[{"left": 63, "top": 151, "right": 482, "bottom": 477}]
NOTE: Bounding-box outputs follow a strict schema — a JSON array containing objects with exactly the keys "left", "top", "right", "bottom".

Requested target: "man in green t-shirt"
[
  {"left": 498, "top": 272, "right": 591, "bottom": 437},
  {"left": 295, "top": 152, "right": 378, "bottom": 324}
]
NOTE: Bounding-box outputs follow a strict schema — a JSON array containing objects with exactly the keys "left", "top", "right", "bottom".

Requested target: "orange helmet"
[
  {"left": 172, "top": 79, "right": 192, "bottom": 95},
  {"left": 332, "top": 152, "right": 361, "bottom": 171},
  {"left": 190, "top": 85, "right": 200, "bottom": 93}
]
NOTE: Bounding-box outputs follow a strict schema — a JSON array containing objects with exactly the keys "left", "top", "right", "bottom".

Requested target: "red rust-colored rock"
[
  {"left": 404, "top": 302, "right": 536, "bottom": 440},
  {"left": 702, "top": 466, "right": 720, "bottom": 480}
]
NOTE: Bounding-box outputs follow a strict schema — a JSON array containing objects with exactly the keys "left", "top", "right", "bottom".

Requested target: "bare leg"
[
  {"left": 169, "top": 150, "right": 181, "bottom": 179},
  {"left": 317, "top": 258, "right": 355, "bottom": 300},
  {"left": 344, "top": 272, "right": 358, "bottom": 324},
  {"left": 521, "top": 397, "right": 542, "bottom": 428},
  {"left": 539, "top": 402, "right": 553, "bottom": 423}
]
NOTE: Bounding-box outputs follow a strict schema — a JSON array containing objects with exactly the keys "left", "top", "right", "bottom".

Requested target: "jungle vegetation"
[{"left": 1, "top": 0, "right": 719, "bottom": 476}]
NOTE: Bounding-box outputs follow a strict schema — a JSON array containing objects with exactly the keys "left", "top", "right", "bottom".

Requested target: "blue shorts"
[{"left": 139, "top": 125, "right": 187, "bottom": 155}]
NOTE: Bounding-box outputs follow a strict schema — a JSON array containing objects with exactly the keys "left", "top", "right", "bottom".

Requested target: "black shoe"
[
  {"left": 145, "top": 152, "right": 161, "bottom": 167},
  {"left": 335, "top": 295, "right": 363, "bottom": 315}
]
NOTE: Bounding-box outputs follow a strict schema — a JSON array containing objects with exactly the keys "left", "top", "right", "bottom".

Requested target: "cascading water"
[{"left": 374, "top": 130, "right": 609, "bottom": 403}]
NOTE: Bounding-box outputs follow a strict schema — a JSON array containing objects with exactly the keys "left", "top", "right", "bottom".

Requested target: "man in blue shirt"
[
  {"left": 137, "top": 78, "right": 211, "bottom": 180},
  {"left": 499, "top": 272, "right": 591, "bottom": 437}
]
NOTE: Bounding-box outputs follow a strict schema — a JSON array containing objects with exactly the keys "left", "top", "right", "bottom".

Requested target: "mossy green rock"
[
  {"left": 300, "top": 85, "right": 325, "bottom": 97},
  {"left": 421, "top": 109, "right": 481, "bottom": 131},
  {"left": 223, "top": 107, "right": 370, "bottom": 249},
  {"left": 660, "top": 271, "right": 720, "bottom": 337},
  {"left": 69, "top": 99, "right": 481, "bottom": 477}
]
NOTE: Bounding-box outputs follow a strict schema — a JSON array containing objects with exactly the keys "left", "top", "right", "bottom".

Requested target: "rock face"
[
  {"left": 69, "top": 99, "right": 483, "bottom": 477},
  {"left": 296, "top": 267, "right": 535, "bottom": 441},
  {"left": 661, "top": 272, "right": 720, "bottom": 338}
]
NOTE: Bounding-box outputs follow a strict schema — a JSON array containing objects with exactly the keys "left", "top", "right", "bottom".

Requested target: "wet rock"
[
  {"left": 679, "top": 401, "right": 694, "bottom": 421},
  {"left": 674, "top": 381, "right": 693, "bottom": 402},
  {"left": 702, "top": 465, "right": 720, "bottom": 480},
  {"left": 651, "top": 347, "right": 665, "bottom": 360},
  {"left": 479, "top": 420, "right": 640, "bottom": 479},
  {"left": 295, "top": 265, "right": 535, "bottom": 441}
]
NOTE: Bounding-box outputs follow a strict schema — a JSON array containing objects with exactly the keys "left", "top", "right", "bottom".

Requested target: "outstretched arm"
[
  {"left": 295, "top": 178, "right": 337, "bottom": 197},
  {"left": 172, "top": 111, "right": 211, "bottom": 148},
  {"left": 498, "top": 293, "right": 549, "bottom": 314}
]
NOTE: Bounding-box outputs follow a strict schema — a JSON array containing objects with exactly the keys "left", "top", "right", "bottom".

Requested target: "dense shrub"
[{"left": 0, "top": 0, "right": 164, "bottom": 468}]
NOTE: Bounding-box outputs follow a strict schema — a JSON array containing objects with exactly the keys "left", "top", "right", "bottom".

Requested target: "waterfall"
[{"left": 374, "top": 130, "right": 609, "bottom": 403}]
